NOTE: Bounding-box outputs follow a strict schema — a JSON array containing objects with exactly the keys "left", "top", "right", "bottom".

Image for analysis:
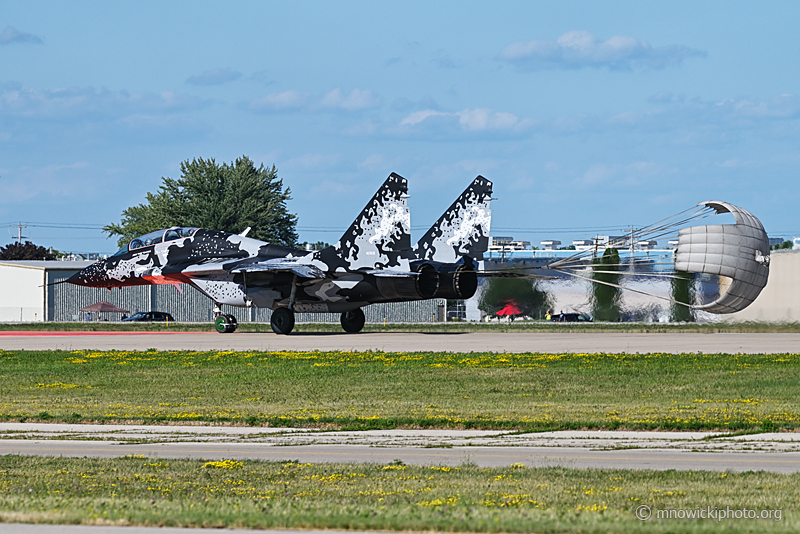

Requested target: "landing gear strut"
[
  {"left": 340, "top": 308, "right": 365, "bottom": 333},
  {"left": 214, "top": 314, "right": 238, "bottom": 333},
  {"left": 271, "top": 307, "right": 295, "bottom": 335}
]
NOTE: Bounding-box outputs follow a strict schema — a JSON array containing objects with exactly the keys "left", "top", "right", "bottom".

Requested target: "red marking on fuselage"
[{"left": 142, "top": 273, "right": 192, "bottom": 285}]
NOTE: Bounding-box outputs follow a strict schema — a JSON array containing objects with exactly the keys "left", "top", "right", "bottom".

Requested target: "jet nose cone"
[{"left": 67, "top": 262, "right": 107, "bottom": 287}]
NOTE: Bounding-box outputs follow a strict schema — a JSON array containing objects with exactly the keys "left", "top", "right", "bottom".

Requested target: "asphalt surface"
[
  {"left": 4, "top": 424, "right": 800, "bottom": 473},
  {"left": 2, "top": 331, "right": 799, "bottom": 353}
]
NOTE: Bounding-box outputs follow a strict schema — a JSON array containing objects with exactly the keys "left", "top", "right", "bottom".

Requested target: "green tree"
[
  {"left": 477, "top": 278, "right": 553, "bottom": 318},
  {"left": 670, "top": 271, "right": 696, "bottom": 322},
  {"left": 0, "top": 241, "right": 56, "bottom": 260},
  {"left": 591, "top": 248, "right": 623, "bottom": 322},
  {"left": 103, "top": 156, "right": 298, "bottom": 248}
]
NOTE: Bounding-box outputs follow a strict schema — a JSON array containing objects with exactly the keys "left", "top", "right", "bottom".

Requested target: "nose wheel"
[
  {"left": 340, "top": 308, "right": 365, "bottom": 333},
  {"left": 214, "top": 314, "right": 238, "bottom": 333}
]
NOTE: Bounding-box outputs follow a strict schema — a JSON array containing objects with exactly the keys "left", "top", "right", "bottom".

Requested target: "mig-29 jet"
[{"left": 67, "top": 173, "right": 494, "bottom": 334}]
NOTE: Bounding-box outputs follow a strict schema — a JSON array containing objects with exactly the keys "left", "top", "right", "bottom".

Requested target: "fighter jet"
[{"left": 67, "top": 173, "right": 493, "bottom": 334}]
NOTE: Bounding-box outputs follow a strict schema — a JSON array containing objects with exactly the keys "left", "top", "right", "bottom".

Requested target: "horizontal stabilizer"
[{"left": 363, "top": 269, "right": 419, "bottom": 277}]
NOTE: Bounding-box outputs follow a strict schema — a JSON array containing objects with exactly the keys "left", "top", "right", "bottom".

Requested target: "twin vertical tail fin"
[
  {"left": 413, "top": 175, "right": 493, "bottom": 263},
  {"left": 319, "top": 173, "right": 412, "bottom": 271}
]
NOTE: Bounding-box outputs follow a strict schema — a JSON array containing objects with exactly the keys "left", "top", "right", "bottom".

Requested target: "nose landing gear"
[
  {"left": 214, "top": 314, "right": 238, "bottom": 333},
  {"left": 213, "top": 304, "right": 238, "bottom": 333}
]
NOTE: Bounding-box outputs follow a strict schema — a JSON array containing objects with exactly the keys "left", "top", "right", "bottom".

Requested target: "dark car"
[
  {"left": 550, "top": 313, "right": 592, "bottom": 322},
  {"left": 122, "top": 311, "right": 175, "bottom": 322}
]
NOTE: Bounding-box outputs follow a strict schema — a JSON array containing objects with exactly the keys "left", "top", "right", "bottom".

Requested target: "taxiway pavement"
[
  {"left": 1, "top": 331, "right": 799, "bottom": 353},
  {"left": 4, "top": 424, "right": 800, "bottom": 473}
]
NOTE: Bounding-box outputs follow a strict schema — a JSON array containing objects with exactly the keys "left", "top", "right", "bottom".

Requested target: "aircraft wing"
[
  {"left": 231, "top": 260, "right": 325, "bottom": 279},
  {"left": 182, "top": 258, "right": 326, "bottom": 280}
]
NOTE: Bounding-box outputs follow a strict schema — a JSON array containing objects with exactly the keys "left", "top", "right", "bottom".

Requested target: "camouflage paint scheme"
[
  {"left": 68, "top": 174, "right": 493, "bottom": 314},
  {"left": 412, "top": 175, "right": 492, "bottom": 264}
]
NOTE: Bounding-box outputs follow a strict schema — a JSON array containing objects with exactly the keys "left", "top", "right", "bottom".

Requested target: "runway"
[
  {"left": 4, "top": 424, "right": 800, "bottom": 473},
  {"left": 2, "top": 331, "right": 799, "bottom": 353}
]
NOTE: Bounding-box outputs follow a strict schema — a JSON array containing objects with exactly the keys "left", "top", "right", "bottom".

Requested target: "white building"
[
  {"left": 0, "top": 260, "right": 94, "bottom": 322},
  {"left": 488, "top": 236, "right": 530, "bottom": 251}
]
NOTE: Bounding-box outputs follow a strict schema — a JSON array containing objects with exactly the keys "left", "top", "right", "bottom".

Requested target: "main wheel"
[
  {"left": 271, "top": 308, "right": 295, "bottom": 335},
  {"left": 226, "top": 314, "right": 238, "bottom": 333},
  {"left": 340, "top": 308, "right": 365, "bottom": 333}
]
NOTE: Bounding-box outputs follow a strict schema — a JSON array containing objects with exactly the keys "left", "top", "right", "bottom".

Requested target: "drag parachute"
[
  {"left": 674, "top": 201, "right": 770, "bottom": 313},
  {"left": 534, "top": 200, "right": 770, "bottom": 315}
]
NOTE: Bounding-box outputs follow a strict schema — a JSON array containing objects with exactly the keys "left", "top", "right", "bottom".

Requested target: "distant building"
[
  {"left": 769, "top": 237, "right": 786, "bottom": 247},
  {"left": 636, "top": 240, "right": 658, "bottom": 250},
  {"left": 572, "top": 239, "right": 594, "bottom": 251},
  {"left": 540, "top": 240, "right": 561, "bottom": 250},
  {"left": 593, "top": 236, "right": 626, "bottom": 248},
  {"left": 488, "top": 236, "right": 530, "bottom": 251}
]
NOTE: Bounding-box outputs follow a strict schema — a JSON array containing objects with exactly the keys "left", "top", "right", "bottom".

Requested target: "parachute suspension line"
[
  {"left": 550, "top": 259, "right": 679, "bottom": 270},
  {"left": 551, "top": 268, "right": 693, "bottom": 308},
  {"left": 547, "top": 205, "right": 715, "bottom": 270},
  {"left": 581, "top": 269, "right": 692, "bottom": 280}
]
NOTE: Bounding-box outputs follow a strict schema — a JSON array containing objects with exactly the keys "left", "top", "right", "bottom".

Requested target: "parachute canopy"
[{"left": 674, "top": 201, "right": 770, "bottom": 314}]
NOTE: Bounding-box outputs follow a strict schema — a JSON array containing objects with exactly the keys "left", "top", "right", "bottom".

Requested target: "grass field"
[
  {"left": 0, "top": 455, "right": 795, "bottom": 533},
  {"left": 2, "top": 349, "right": 799, "bottom": 431},
  {"left": 1, "top": 320, "right": 799, "bottom": 333}
]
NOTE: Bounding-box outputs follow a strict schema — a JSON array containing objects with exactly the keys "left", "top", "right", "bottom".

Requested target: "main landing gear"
[
  {"left": 268, "top": 307, "right": 366, "bottom": 335},
  {"left": 215, "top": 314, "right": 238, "bottom": 333},
  {"left": 271, "top": 307, "right": 295, "bottom": 335},
  {"left": 340, "top": 308, "right": 365, "bottom": 333}
]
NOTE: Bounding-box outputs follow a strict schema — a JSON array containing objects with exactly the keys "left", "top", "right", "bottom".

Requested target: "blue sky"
[{"left": 1, "top": 0, "right": 798, "bottom": 253}]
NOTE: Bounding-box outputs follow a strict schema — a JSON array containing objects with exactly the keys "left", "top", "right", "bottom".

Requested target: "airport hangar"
[{"left": 0, "top": 260, "right": 446, "bottom": 324}]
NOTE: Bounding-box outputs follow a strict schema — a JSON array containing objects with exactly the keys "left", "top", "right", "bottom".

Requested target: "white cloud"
[
  {"left": 457, "top": 108, "right": 520, "bottom": 131},
  {"left": 716, "top": 158, "right": 744, "bottom": 168},
  {"left": 399, "top": 109, "right": 449, "bottom": 126},
  {"left": 280, "top": 153, "right": 341, "bottom": 171},
  {"left": 0, "top": 162, "right": 98, "bottom": 204},
  {"left": 0, "top": 85, "right": 208, "bottom": 120},
  {"left": 399, "top": 108, "right": 532, "bottom": 133},
  {"left": 321, "top": 88, "right": 380, "bottom": 110},
  {"left": 0, "top": 26, "right": 43, "bottom": 45},
  {"left": 576, "top": 161, "right": 676, "bottom": 187},
  {"left": 246, "top": 88, "right": 380, "bottom": 113},
  {"left": 581, "top": 163, "right": 617, "bottom": 185},
  {"left": 186, "top": 68, "right": 242, "bottom": 86},
  {"left": 358, "top": 154, "right": 387, "bottom": 171},
  {"left": 247, "top": 90, "right": 310, "bottom": 111},
  {"left": 498, "top": 30, "right": 705, "bottom": 71}
]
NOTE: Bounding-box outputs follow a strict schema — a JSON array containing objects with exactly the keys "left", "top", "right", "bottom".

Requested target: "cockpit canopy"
[{"left": 113, "top": 227, "right": 199, "bottom": 256}]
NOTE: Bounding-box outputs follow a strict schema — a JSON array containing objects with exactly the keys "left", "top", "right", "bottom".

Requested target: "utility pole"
[
  {"left": 629, "top": 226, "right": 635, "bottom": 268},
  {"left": 12, "top": 223, "right": 27, "bottom": 245}
]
